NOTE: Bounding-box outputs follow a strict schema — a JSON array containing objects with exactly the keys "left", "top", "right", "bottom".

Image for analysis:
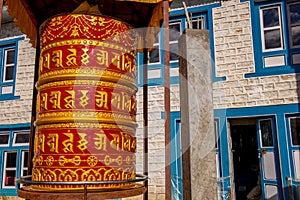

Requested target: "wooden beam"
[{"left": 0, "top": 0, "right": 4, "bottom": 29}]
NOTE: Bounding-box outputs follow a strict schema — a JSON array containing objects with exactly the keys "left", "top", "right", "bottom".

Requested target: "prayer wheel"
[{"left": 31, "top": 13, "right": 137, "bottom": 190}]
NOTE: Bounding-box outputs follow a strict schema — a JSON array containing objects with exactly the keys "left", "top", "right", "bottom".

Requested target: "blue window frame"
[
  {"left": 246, "top": 0, "right": 300, "bottom": 78},
  {"left": 137, "top": 5, "right": 220, "bottom": 87},
  {"left": 0, "top": 37, "right": 24, "bottom": 101},
  {"left": 171, "top": 118, "right": 182, "bottom": 200},
  {"left": 161, "top": 111, "right": 182, "bottom": 200},
  {"left": 0, "top": 124, "right": 30, "bottom": 196}
]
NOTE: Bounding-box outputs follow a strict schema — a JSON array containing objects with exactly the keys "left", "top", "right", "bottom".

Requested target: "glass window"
[
  {"left": 3, "top": 48, "right": 15, "bottom": 82},
  {"left": 148, "top": 33, "right": 160, "bottom": 63},
  {"left": 13, "top": 131, "right": 30, "bottom": 145},
  {"left": 259, "top": 119, "right": 274, "bottom": 147},
  {"left": 0, "top": 38, "right": 23, "bottom": 98},
  {"left": 191, "top": 17, "right": 204, "bottom": 29},
  {"left": 263, "top": 8, "right": 280, "bottom": 28},
  {"left": 260, "top": 5, "right": 283, "bottom": 51},
  {"left": 169, "top": 21, "right": 181, "bottom": 62},
  {"left": 169, "top": 22, "right": 181, "bottom": 41},
  {"left": 288, "top": 2, "right": 300, "bottom": 47},
  {"left": 4, "top": 171, "right": 16, "bottom": 186},
  {"left": 6, "top": 152, "right": 17, "bottom": 168},
  {"left": 3, "top": 151, "right": 17, "bottom": 187},
  {"left": 0, "top": 132, "right": 9, "bottom": 146},
  {"left": 21, "top": 151, "right": 29, "bottom": 176},
  {"left": 170, "top": 43, "right": 179, "bottom": 61},
  {"left": 290, "top": 118, "right": 300, "bottom": 146}
]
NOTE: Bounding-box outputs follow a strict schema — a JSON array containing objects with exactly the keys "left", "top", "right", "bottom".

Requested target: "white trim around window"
[
  {"left": 287, "top": 2, "right": 300, "bottom": 48},
  {"left": 0, "top": 132, "right": 10, "bottom": 147},
  {"left": 2, "top": 151, "right": 17, "bottom": 188},
  {"left": 260, "top": 5, "right": 284, "bottom": 52},
  {"left": 12, "top": 131, "right": 30, "bottom": 146},
  {"left": 3, "top": 48, "right": 16, "bottom": 83},
  {"left": 169, "top": 21, "right": 182, "bottom": 62},
  {"left": 148, "top": 33, "right": 161, "bottom": 64},
  {"left": 190, "top": 16, "right": 204, "bottom": 30},
  {"left": 21, "top": 150, "right": 29, "bottom": 177},
  {"left": 289, "top": 117, "right": 300, "bottom": 146}
]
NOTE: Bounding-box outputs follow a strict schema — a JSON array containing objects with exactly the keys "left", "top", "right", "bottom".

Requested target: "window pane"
[
  {"left": 291, "top": 26, "right": 300, "bottom": 46},
  {"left": 4, "top": 170, "right": 16, "bottom": 186},
  {"left": 290, "top": 118, "right": 300, "bottom": 146},
  {"left": 260, "top": 120, "right": 274, "bottom": 147},
  {"left": 149, "top": 46, "right": 159, "bottom": 63},
  {"left": 6, "top": 49, "right": 15, "bottom": 64},
  {"left": 192, "top": 18, "right": 203, "bottom": 29},
  {"left": 169, "top": 23, "right": 181, "bottom": 41},
  {"left": 6, "top": 152, "right": 17, "bottom": 168},
  {"left": 170, "top": 43, "right": 179, "bottom": 61},
  {"left": 23, "top": 151, "right": 29, "bottom": 168},
  {"left": 154, "top": 34, "right": 159, "bottom": 43},
  {"left": 263, "top": 7, "right": 280, "bottom": 28},
  {"left": 5, "top": 65, "right": 14, "bottom": 81},
  {"left": 0, "top": 134, "right": 9, "bottom": 144},
  {"left": 264, "top": 29, "right": 282, "bottom": 49},
  {"left": 23, "top": 170, "right": 28, "bottom": 176},
  {"left": 289, "top": 4, "right": 300, "bottom": 25},
  {"left": 15, "top": 132, "right": 30, "bottom": 144}
]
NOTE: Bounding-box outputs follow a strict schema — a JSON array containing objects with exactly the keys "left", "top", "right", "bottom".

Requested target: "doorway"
[{"left": 230, "top": 118, "right": 261, "bottom": 200}]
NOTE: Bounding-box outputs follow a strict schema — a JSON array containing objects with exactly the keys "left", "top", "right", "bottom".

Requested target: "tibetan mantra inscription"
[{"left": 31, "top": 14, "right": 137, "bottom": 190}]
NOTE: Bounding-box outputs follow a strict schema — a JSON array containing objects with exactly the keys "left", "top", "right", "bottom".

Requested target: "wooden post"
[
  {"left": 143, "top": 34, "right": 149, "bottom": 200},
  {"left": 0, "top": 0, "right": 3, "bottom": 30},
  {"left": 163, "top": 1, "right": 171, "bottom": 199},
  {"left": 28, "top": 28, "right": 40, "bottom": 177}
]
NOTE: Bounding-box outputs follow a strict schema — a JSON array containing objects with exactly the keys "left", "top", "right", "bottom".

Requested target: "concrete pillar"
[{"left": 179, "top": 29, "right": 217, "bottom": 200}]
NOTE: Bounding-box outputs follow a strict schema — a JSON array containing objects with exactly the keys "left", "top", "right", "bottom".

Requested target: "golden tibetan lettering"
[
  {"left": 66, "top": 48, "right": 77, "bottom": 66},
  {"left": 94, "top": 133, "right": 107, "bottom": 151},
  {"left": 49, "top": 91, "right": 61, "bottom": 109},
  {"left": 64, "top": 90, "right": 76, "bottom": 109},
  {"left": 62, "top": 133, "right": 74, "bottom": 153},
  {"left": 47, "top": 134, "right": 59, "bottom": 153},
  {"left": 52, "top": 50, "right": 63, "bottom": 68},
  {"left": 32, "top": 13, "right": 137, "bottom": 191}
]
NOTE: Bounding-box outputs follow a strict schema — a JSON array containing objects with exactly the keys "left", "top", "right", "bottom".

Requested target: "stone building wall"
[
  {"left": 7, "top": 0, "right": 300, "bottom": 199},
  {"left": 212, "top": 0, "right": 300, "bottom": 109},
  {"left": 0, "top": 36, "right": 35, "bottom": 125},
  {"left": 123, "top": 84, "right": 180, "bottom": 200}
]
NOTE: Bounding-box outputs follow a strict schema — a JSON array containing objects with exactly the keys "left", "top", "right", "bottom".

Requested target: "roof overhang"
[{"left": 6, "top": 0, "right": 172, "bottom": 47}]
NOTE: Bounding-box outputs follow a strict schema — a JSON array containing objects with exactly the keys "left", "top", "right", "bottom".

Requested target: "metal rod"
[
  {"left": 163, "top": 1, "right": 171, "bottom": 200},
  {"left": 143, "top": 34, "right": 149, "bottom": 200},
  {"left": 17, "top": 174, "right": 148, "bottom": 185}
]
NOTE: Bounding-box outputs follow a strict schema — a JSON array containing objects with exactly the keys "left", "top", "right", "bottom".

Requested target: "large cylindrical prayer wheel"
[{"left": 31, "top": 13, "right": 137, "bottom": 190}]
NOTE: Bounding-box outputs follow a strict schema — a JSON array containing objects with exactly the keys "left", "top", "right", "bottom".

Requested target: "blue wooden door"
[
  {"left": 171, "top": 119, "right": 182, "bottom": 200},
  {"left": 256, "top": 118, "right": 283, "bottom": 200},
  {"left": 286, "top": 116, "right": 300, "bottom": 199}
]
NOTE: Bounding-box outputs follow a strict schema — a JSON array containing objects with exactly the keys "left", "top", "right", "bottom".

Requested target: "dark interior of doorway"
[{"left": 231, "top": 123, "right": 261, "bottom": 200}]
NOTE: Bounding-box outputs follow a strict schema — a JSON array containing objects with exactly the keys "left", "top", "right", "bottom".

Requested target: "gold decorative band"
[
  {"left": 32, "top": 154, "right": 136, "bottom": 167},
  {"left": 31, "top": 166, "right": 135, "bottom": 190},
  {"left": 36, "top": 111, "right": 137, "bottom": 126},
  {"left": 37, "top": 68, "right": 136, "bottom": 88},
  {"left": 41, "top": 39, "right": 136, "bottom": 56},
  {"left": 36, "top": 123, "right": 135, "bottom": 132},
  {"left": 37, "top": 79, "right": 137, "bottom": 92}
]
